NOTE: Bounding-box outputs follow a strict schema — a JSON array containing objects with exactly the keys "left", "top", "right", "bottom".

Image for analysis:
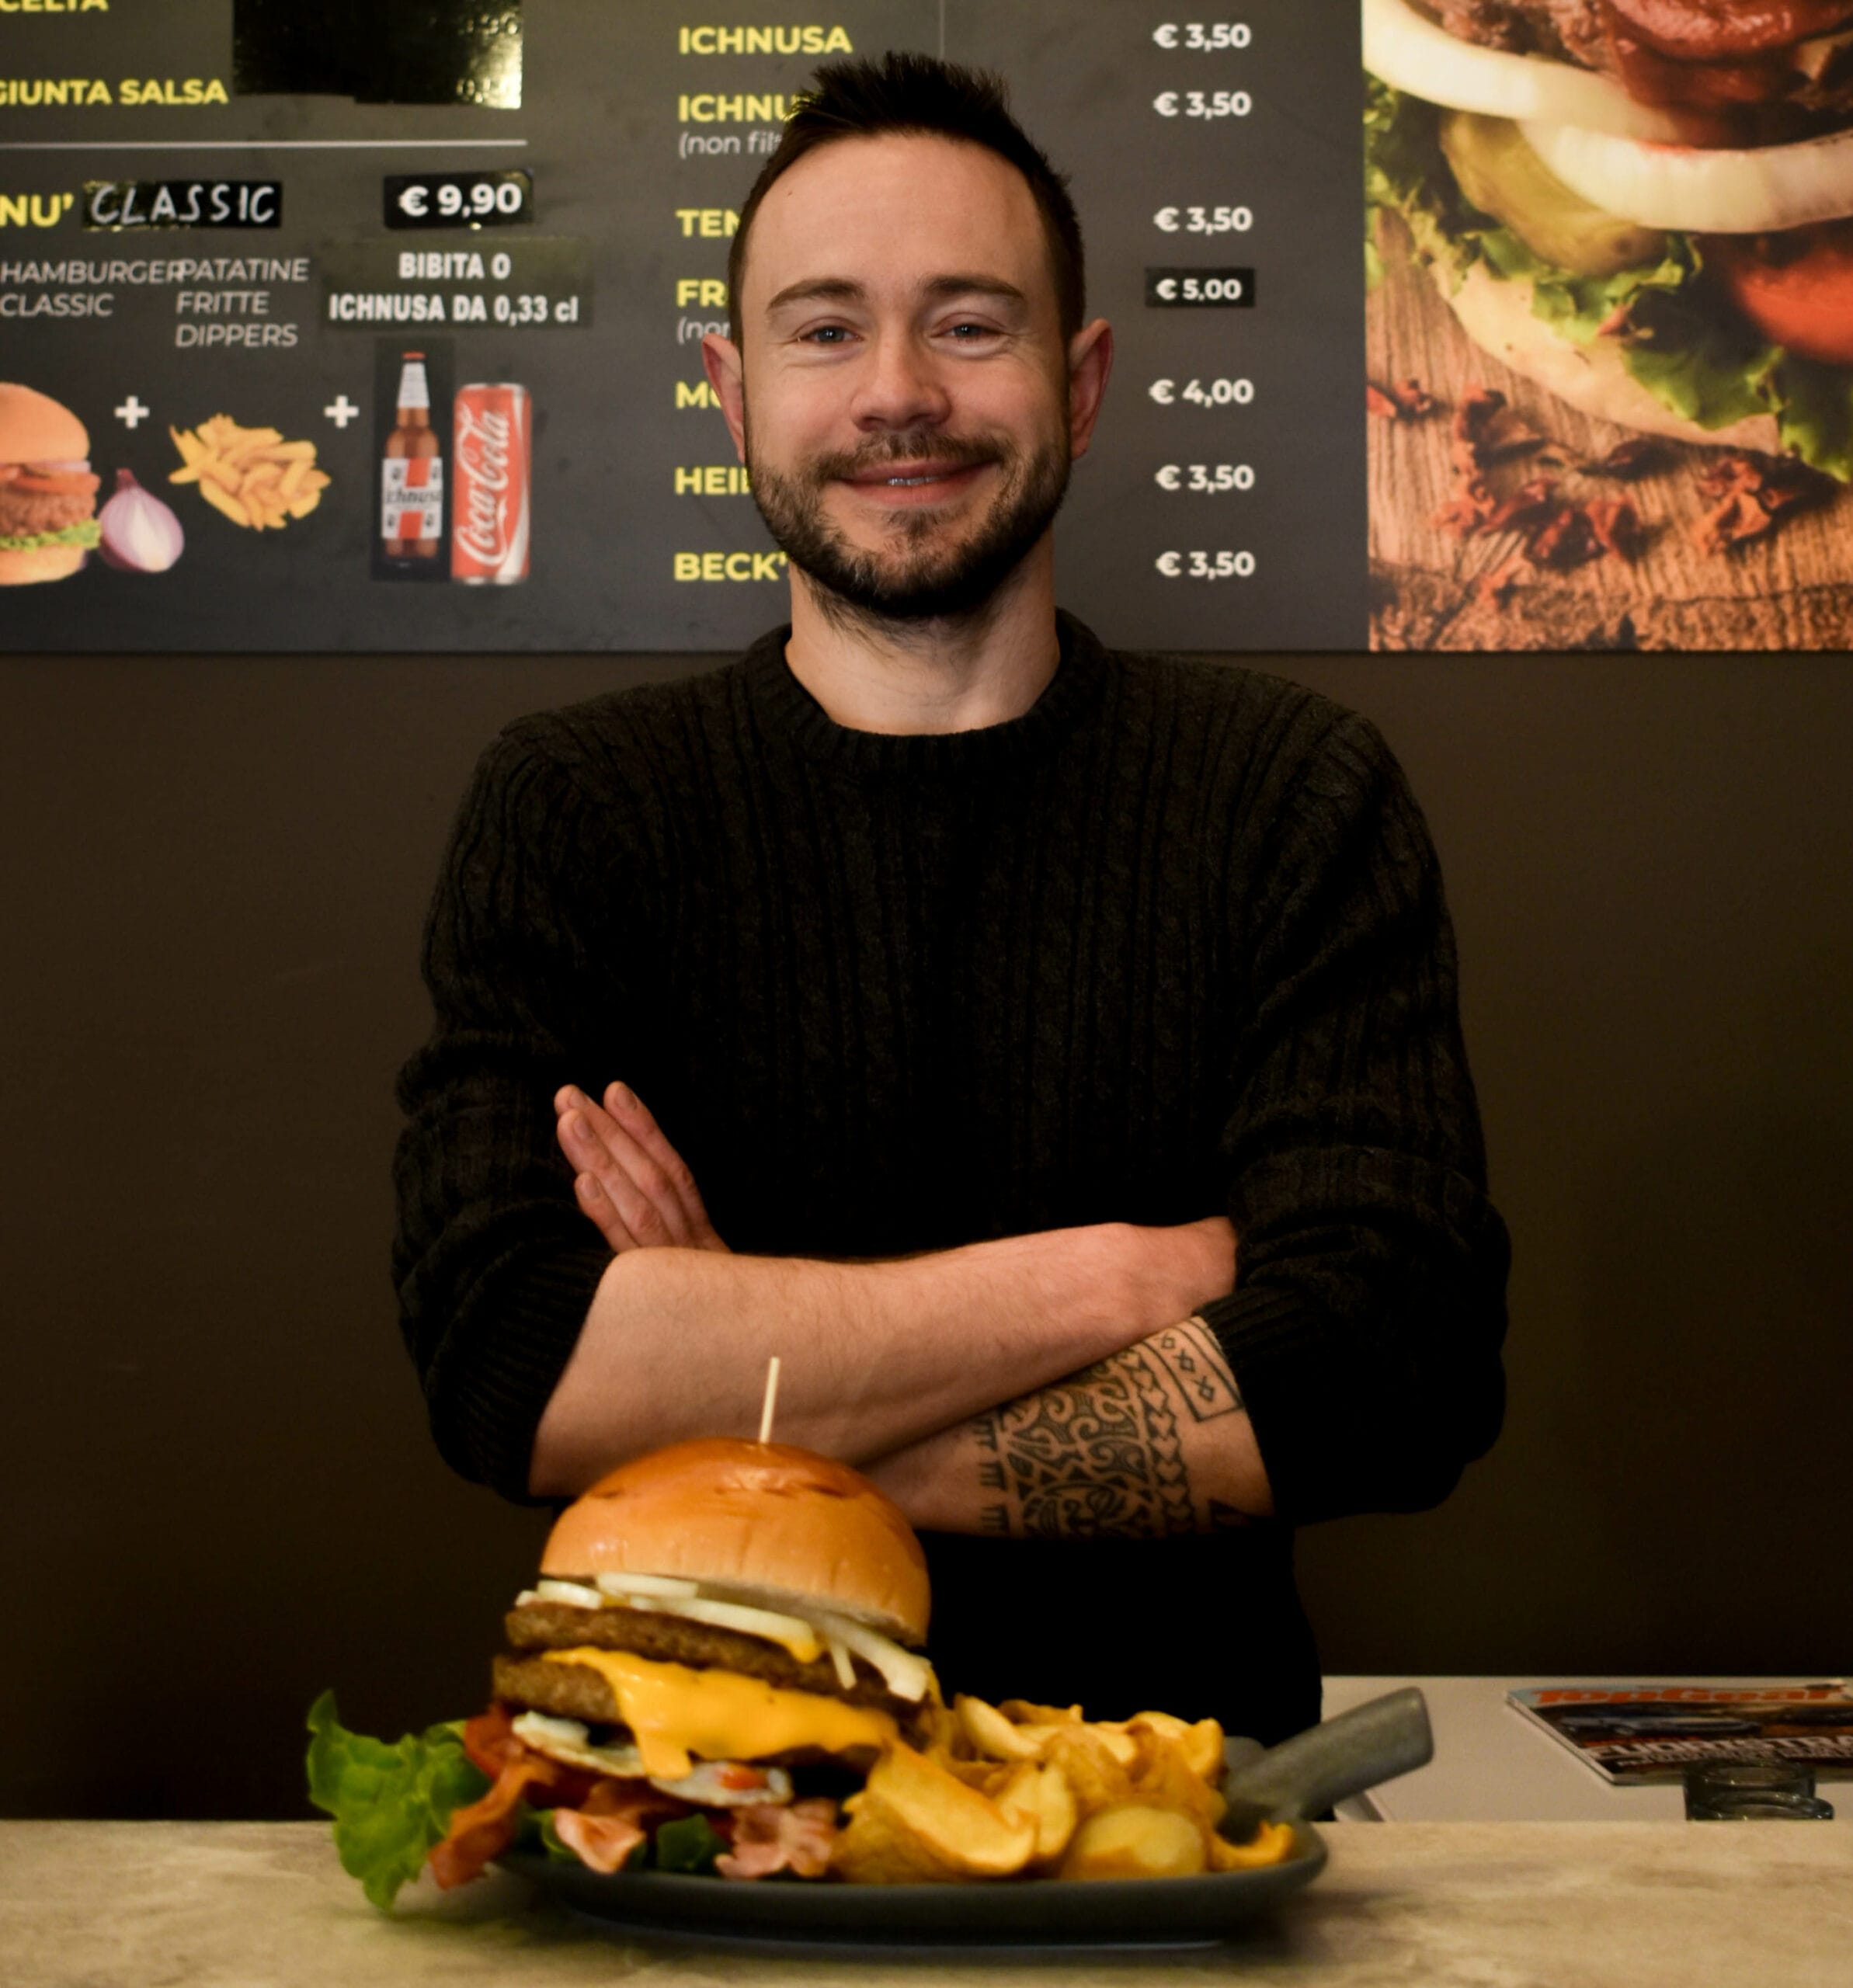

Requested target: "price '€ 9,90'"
[
  {"left": 1152, "top": 23, "right": 1252, "bottom": 50},
  {"left": 384, "top": 169, "right": 533, "bottom": 231}
]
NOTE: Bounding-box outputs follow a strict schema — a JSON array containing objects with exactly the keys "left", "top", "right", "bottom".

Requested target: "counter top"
[
  {"left": 3, "top": 1820, "right": 1848, "bottom": 1987},
  {"left": 1322, "top": 1675, "right": 1852, "bottom": 1821}
]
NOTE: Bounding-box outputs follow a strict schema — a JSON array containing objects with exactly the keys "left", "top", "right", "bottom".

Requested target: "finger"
[
  {"left": 574, "top": 1170, "right": 641, "bottom": 1253},
  {"left": 603, "top": 1082, "right": 725, "bottom": 1246},
  {"left": 557, "top": 1103, "right": 689, "bottom": 1247}
]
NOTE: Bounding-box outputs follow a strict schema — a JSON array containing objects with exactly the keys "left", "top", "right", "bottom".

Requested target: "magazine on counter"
[{"left": 1507, "top": 1684, "right": 1853, "bottom": 1785}]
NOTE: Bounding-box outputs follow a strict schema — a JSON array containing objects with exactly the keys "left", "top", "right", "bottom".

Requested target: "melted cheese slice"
[{"left": 542, "top": 1646, "right": 899, "bottom": 1781}]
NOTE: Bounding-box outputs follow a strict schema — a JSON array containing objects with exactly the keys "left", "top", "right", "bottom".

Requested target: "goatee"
[{"left": 746, "top": 423, "right": 1071, "bottom": 628}]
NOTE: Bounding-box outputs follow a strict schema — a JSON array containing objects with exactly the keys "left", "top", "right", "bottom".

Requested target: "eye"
[
  {"left": 800, "top": 324, "right": 854, "bottom": 345},
  {"left": 944, "top": 321, "right": 999, "bottom": 340}
]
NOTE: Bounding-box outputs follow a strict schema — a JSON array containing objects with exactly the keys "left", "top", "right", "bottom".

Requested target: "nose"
[{"left": 850, "top": 329, "right": 952, "bottom": 434}]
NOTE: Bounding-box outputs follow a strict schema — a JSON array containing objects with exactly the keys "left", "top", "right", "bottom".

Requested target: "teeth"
[{"left": 886, "top": 474, "right": 937, "bottom": 486}]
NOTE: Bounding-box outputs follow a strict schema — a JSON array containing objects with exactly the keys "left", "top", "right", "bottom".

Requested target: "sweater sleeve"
[
  {"left": 1197, "top": 708, "right": 1510, "bottom": 1525},
  {"left": 392, "top": 718, "right": 645, "bottom": 1502}
]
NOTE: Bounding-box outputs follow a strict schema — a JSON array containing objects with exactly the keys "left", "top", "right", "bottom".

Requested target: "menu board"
[{"left": 4, "top": 1, "right": 1851, "bottom": 652}]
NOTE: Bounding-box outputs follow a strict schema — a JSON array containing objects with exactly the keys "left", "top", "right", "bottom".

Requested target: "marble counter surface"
[{"left": 2, "top": 1819, "right": 1848, "bottom": 1987}]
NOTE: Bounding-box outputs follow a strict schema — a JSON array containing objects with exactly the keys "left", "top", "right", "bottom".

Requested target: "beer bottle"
[{"left": 381, "top": 351, "right": 443, "bottom": 560}]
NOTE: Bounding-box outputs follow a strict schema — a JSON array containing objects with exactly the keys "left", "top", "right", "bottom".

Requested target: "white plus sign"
[
  {"left": 324, "top": 394, "right": 360, "bottom": 429},
  {"left": 113, "top": 394, "right": 149, "bottom": 429}
]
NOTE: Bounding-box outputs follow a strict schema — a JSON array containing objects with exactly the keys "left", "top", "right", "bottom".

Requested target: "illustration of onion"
[{"left": 98, "top": 468, "right": 185, "bottom": 573}]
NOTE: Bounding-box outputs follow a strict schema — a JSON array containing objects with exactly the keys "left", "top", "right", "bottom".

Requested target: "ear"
[
  {"left": 1066, "top": 318, "right": 1114, "bottom": 462},
  {"left": 702, "top": 332, "right": 748, "bottom": 462}
]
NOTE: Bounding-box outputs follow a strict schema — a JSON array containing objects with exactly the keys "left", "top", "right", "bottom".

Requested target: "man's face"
[{"left": 708, "top": 133, "right": 1107, "bottom": 625}]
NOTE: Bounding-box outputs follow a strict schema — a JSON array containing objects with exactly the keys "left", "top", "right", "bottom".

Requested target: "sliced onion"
[
  {"left": 809, "top": 1611, "right": 935, "bottom": 1703},
  {"left": 591, "top": 1572, "right": 701, "bottom": 1600},
  {"left": 1365, "top": 0, "right": 1685, "bottom": 143},
  {"left": 1521, "top": 117, "right": 1853, "bottom": 231},
  {"left": 530, "top": 1578, "right": 603, "bottom": 1610},
  {"left": 823, "top": 1635, "right": 857, "bottom": 1692},
  {"left": 607, "top": 1589, "right": 825, "bottom": 1662}
]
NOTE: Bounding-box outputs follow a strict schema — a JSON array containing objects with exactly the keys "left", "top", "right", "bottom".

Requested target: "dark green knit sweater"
[{"left": 394, "top": 614, "right": 1508, "bottom": 1742}]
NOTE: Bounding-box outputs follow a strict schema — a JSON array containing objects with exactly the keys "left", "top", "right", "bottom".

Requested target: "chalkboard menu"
[{"left": 4, "top": 1, "right": 1851, "bottom": 652}]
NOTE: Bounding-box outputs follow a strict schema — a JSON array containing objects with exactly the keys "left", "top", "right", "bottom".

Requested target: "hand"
[{"left": 555, "top": 1083, "right": 730, "bottom": 1254}]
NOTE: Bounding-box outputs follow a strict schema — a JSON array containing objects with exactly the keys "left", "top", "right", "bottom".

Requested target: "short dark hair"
[{"left": 727, "top": 53, "right": 1086, "bottom": 342}]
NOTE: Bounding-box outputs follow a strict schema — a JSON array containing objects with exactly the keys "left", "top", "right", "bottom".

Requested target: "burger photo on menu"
[
  {"left": 0, "top": 384, "right": 102, "bottom": 585},
  {"left": 307, "top": 1439, "right": 1292, "bottom": 1903},
  {"left": 1362, "top": 0, "right": 1853, "bottom": 649}
]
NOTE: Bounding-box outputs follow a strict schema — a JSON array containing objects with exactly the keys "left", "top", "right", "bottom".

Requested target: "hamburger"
[
  {"left": 1365, "top": 0, "right": 1853, "bottom": 474},
  {"left": 0, "top": 383, "right": 102, "bottom": 582},
  {"left": 426, "top": 1437, "right": 938, "bottom": 1885}
]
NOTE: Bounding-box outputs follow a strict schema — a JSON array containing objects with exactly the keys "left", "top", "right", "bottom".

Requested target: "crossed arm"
[{"left": 533, "top": 1080, "right": 1273, "bottom": 1536}]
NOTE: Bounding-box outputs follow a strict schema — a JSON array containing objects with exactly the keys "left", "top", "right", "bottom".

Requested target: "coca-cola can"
[{"left": 451, "top": 382, "right": 531, "bottom": 584}]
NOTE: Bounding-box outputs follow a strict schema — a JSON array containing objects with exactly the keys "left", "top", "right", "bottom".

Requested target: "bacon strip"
[
  {"left": 715, "top": 1797, "right": 840, "bottom": 1881},
  {"left": 552, "top": 1808, "right": 652, "bottom": 1874},
  {"left": 428, "top": 1757, "right": 557, "bottom": 1889},
  {"left": 429, "top": 1708, "right": 607, "bottom": 1889}
]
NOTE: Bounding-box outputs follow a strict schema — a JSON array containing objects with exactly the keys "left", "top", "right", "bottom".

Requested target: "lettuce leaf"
[
  {"left": 0, "top": 519, "right": 101, "bottom": 553},
  {"left": 652, "top": 1813, "right": 728, "bottom": 1875},
  {"left": 1771, "top": 353, "right": 1853, "bottom": 481},
  {"left": 1362, "top": 75, "right": 1853, "bottom": 479},
  {"left": 304, "top": 1690, "right": 490, "bottom": 1910}
]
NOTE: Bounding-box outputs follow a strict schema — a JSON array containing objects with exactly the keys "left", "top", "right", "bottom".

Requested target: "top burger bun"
[
  {"left": 541, "top": 1437, "right": 931, "bottom": 1647},
  {"left": 0, "top": 381, "right": 89, "bottom": 465}
]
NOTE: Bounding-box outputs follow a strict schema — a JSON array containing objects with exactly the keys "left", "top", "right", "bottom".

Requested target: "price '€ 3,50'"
[
  {"left": 1152, "top": 89, "right": 1251, "bottom": 117},
  {"left": 1156, "top": 549, "right": 1257, "bottom": 579},
  {"left": 1151, "top": 22, "right": 1252, "bottom": 50},
  {"left": 1155, "top": 463, "right": 1256, "bottom": 493}
]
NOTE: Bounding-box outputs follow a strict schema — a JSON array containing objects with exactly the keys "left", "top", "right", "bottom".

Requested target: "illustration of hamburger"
[
  {"left": 1364, "top": 0, "right": 1853, "bottom": 467},
  {"left": 0, "top": 384, "right": 102, "bottom": 584}
]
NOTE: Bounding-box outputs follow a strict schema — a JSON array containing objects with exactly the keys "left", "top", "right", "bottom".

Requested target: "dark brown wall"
[{"left": 3, "top": 648, "right": 1849, "bottom": 1819}]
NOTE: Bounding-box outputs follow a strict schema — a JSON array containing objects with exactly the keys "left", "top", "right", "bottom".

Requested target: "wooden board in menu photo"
[{"left": 1368, "top": 222, "right": 1853, "bottom": 654}]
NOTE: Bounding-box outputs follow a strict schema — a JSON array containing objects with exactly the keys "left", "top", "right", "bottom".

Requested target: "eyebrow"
[{"left": 763, "top": 273, "right": 1031, "bottom": 315}]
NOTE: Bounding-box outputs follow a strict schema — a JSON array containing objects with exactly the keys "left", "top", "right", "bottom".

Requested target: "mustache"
[{"left": 802, "top": 431, "right": 1009, "bottom": 482}]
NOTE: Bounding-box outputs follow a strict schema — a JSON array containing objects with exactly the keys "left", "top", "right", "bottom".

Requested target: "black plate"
[{"left": 497, "top": 1819, "right": 1326, "bottom": 1952}]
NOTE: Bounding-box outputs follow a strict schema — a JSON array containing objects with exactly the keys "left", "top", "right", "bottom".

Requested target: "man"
[{"left": 395, "top": 55, "right": 1508, "bottom": 1745}]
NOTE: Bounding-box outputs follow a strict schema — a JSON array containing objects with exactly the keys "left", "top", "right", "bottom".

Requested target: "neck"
[{"left": 782, "top": 540, "right": 1061, "bottom": 735}]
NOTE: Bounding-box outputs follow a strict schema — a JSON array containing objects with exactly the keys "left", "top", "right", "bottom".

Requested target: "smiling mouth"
[{"left": 843, "top": 460, "right": 989, "bottom": 495}]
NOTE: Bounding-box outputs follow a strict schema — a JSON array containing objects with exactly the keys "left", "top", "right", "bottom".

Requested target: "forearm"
[
  {"left": 528, "top": 1218, "right": 1236, "bottom": 1496},
  {"left": 864, "top": 1316, "right": 1274, "bottom": 1538}
]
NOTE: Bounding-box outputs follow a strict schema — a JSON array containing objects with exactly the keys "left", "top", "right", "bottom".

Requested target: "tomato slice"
[{"left": 1710, "top": 221, "right": 1853, "bottom": 367}]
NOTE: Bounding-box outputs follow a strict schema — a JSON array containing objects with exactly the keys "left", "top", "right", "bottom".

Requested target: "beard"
[{"left": 746, "top": 418, "right": 1071, "bottom": 628}]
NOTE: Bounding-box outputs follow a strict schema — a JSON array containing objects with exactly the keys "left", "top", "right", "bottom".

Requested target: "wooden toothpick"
[{"left": 757, "top": 1355, "right": 781, "bottom": 1446}]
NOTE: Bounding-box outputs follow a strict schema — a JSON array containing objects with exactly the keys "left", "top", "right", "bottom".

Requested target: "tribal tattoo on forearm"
[{"left": 972, "top": 1317, "right": 1249, "bottom": 1541}]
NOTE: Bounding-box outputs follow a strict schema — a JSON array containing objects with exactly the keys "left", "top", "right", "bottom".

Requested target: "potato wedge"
[
  {"left": 831, "top": 1742, "right": 1038, "bottom": 1884},
  {"left": 1125, "top": 1711, "right": 1225, "bottom": 1783},
  {"left": 1040, "top": 1724, "right": 1136, "bottom": 1812},
  {"left": 1208, "top": 1819, "right": 1297, "bottom": 1871},
  {"left": 1128, "top": 1725, "right": 1227, "bottom": 1830},
  {"left": 958, "top": 1694, "right": 1044, "bottom": 1761},
  {"left": 1059, "top": 1803, "right": 1210, "bottom": 1881},
  {"left": 995, "top": 1760, "right": 1079, "bottom": 1868}
]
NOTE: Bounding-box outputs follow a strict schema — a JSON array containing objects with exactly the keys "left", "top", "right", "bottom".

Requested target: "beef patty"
[{"left": 497, "top": 1600, "right": 923, "bottom": 1726}]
